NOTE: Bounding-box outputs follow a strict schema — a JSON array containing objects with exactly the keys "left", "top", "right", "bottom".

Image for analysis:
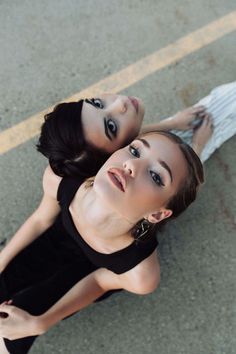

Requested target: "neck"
[{"left": 76, "top": 184, "right": 135, "bottom": 241}]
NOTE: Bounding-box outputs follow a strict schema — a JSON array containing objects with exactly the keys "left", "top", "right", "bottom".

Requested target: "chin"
[{"left": 93, "top": 174, "right": 124, "bottom": 210}]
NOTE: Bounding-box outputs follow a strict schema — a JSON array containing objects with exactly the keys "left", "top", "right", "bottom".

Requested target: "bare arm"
[
  {"left": 37, "top": 250, "right": 160, "bottom": 333},
  {"left": 0, "top": 250, "right": 160, "bottom": 340},
  {"left": 0, "top": 166, "right": 61, "bottom": 272},
  {"left": 141, "top": 106, "right": 207, "bottom": 133}
]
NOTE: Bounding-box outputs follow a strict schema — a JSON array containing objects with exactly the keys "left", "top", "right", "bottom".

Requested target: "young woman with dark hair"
[
  {"left": 37, "top": 95, "right": 145, "bottom": 177},
  {"left": 36, "top": 94, "right": 210, "bottom": 178},
  {"left": 0, "top": 131, "right": 204, "bottom": 354},
  {"left": 37, "top": 82, "right": 236, "bottom": 180},
  {"left": 0, "top": 82, "right": 235, "bottom": 353}
]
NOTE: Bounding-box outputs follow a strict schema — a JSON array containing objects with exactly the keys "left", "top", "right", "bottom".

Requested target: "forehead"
[{"left": 99, "top": 92, "right": 118, "bottom": 100}]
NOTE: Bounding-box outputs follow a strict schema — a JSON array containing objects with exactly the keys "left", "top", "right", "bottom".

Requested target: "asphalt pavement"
[{"left": 0, "top": 1, "right": 235, "bottom": 353}]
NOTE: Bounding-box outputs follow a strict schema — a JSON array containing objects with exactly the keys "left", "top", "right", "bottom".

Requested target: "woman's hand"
[
  {"left": 192, "top": 113, "right": 214, "bottom": 156},
  {"left": 168, "top": 105, "right": 207, "bottom": 130},
  {"left": 0, "top": 302, "right": 44, "bottom": 340}
]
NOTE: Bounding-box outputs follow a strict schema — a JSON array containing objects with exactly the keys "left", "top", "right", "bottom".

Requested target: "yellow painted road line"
[{"left": 1, "top": 11, "right": 236, "bottom": 155}]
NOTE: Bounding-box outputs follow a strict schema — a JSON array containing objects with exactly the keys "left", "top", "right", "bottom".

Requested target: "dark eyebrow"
[
  {"left": 136, "top": 138, "right": 173, "bottom": 183},
  {"left": 159, "top": 160, "right": 173, "bottom": 183},
  {"left": 103, "top": 118, "right": 112, "bottom": 141},
  {"left": 137, "top": 138, "right": 150, "bottom": 148}
]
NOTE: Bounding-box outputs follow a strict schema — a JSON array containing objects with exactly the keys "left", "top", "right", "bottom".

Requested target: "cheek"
[
  {"left": 119, "top": 124, "right": 140, "bottom": 149},
  {"left": 128, "top": 117, "right": 140, "bottom": 132},
  {"left": 105, "top": 149, "right": 127, "bottom": 164},
  {"left": 119, "top": 191, "right": 158, "bottom": 221},
  {"left": 131, "top": 183, "right": 169, "bottom": 212}
]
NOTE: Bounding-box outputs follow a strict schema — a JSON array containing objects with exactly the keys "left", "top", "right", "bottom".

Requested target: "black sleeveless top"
[
  {"left": 57, "top": 176, "right": 158, "bottom": 275},
  {"left": 1, "top": 176, "right": 158, "bottom": 354}
]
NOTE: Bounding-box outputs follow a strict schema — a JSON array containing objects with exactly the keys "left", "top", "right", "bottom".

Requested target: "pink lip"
[
  {"left": 128, "top": 96, "right": 139, "bottom": 114},
  {"left": 107, "top": 168, "right": 126, "bottom": 192}
]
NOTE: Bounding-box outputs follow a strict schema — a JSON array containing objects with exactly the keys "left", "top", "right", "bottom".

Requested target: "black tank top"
[{"left": 57, "top": 176, "right": 158, "bottom": 275}]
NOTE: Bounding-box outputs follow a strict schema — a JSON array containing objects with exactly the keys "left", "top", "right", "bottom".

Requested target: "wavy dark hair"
[
  {"left": 131, "top": 130, "right": 204, "bottom": 241},
  {"left": 37, "top": 100, "right": 109, "bottom": 177}
]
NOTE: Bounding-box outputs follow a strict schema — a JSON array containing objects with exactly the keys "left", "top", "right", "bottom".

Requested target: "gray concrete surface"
[{"left": 0, "top": 1, "right": 236, "bottom": 353}]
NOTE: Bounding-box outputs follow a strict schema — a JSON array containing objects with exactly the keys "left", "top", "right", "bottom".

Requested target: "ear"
[{"left": 146, "top": 209, "right": 173, "bottom": 224}]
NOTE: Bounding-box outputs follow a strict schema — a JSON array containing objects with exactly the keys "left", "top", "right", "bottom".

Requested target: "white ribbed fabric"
[{"left": 171, "top": 81, "right": 236, "bottom": 162}]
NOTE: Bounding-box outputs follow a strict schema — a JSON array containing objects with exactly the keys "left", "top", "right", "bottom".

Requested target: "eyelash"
[
  {"left": 106, "top": 118, "right": 117, "bottom": 137},
  {"left": 86, "top": 98, "right": 118, "bottom": 138},
  {"left": 85, "top": 98, "right": 104, "bottom": 109},
  {"left": 128, "top": 144, "right": 165, "bottom": 187}
]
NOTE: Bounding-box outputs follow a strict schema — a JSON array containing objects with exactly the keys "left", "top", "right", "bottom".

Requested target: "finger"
[
  {"left": 200, "top": 115, "right": 209, "bottom": 127},
  {"left": 197, "top": 111, "right": 209, "bottom": 118},
  {"left": 193, "top": 105, "right": 206, "bottom": 113},
  {"left": 209, "top": 116, "right": 214, "bottom": 130},
  {"left": 192, "top": 117, "right": 204, "bottom": 130},
  {"left": 206, "top": 114, "right": 211, "bottom": 124},
  {"left": 205, "top": 115, "right": 214, "bottom": 131},
  {"left": 208, "top": 113, "right": 213, "bottom": 121},
  {"left": 206, "top": 113, "right": 214, "bottom": 125}
]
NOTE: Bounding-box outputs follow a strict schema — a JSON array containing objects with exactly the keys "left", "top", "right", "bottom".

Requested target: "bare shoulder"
[
  {"left": 42, "top": 165, "right": 62, "bottom": 199},
  {"left": 120, "top": 249, "right": 160, "bottom": 295}
]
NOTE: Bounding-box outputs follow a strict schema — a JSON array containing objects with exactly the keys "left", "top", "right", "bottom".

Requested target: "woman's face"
[
  {"left": 81, "top": 93, "right": 145, "bottom": 153},
  {"left": 94, "top": 133, "right": 188, "bottom": 223}
]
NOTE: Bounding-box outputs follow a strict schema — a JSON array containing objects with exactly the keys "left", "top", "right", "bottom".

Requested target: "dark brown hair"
[
  {"left": 36, "top": 100, "right": 109, "bottom": 178},
  {"left": 131, "top": 130, "right": 204, "bottom": 241}
]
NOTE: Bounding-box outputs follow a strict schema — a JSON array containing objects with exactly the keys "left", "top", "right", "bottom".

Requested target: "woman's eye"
[
  {"left": 150, "top": 171, "right": 165, "bottom": 187},
  {"left": 85, "top": 98, "right": 104, "bottom": 109},
  {"left": 92, "top": 98, "right": 104, "bottom": 108},
  {"left": 107, "top": 119, "right": 117, "bottom": 136},
  {"left": 129, "top": 145, "right": 140, "bottom": 158}
]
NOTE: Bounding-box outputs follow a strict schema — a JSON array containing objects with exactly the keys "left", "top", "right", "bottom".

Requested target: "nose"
[
  {"left": 123, "top": 157, "right": 140, "bottom": 177},
  {"left": 111, "top": 97, "right": 128, "bottom": 115}
]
